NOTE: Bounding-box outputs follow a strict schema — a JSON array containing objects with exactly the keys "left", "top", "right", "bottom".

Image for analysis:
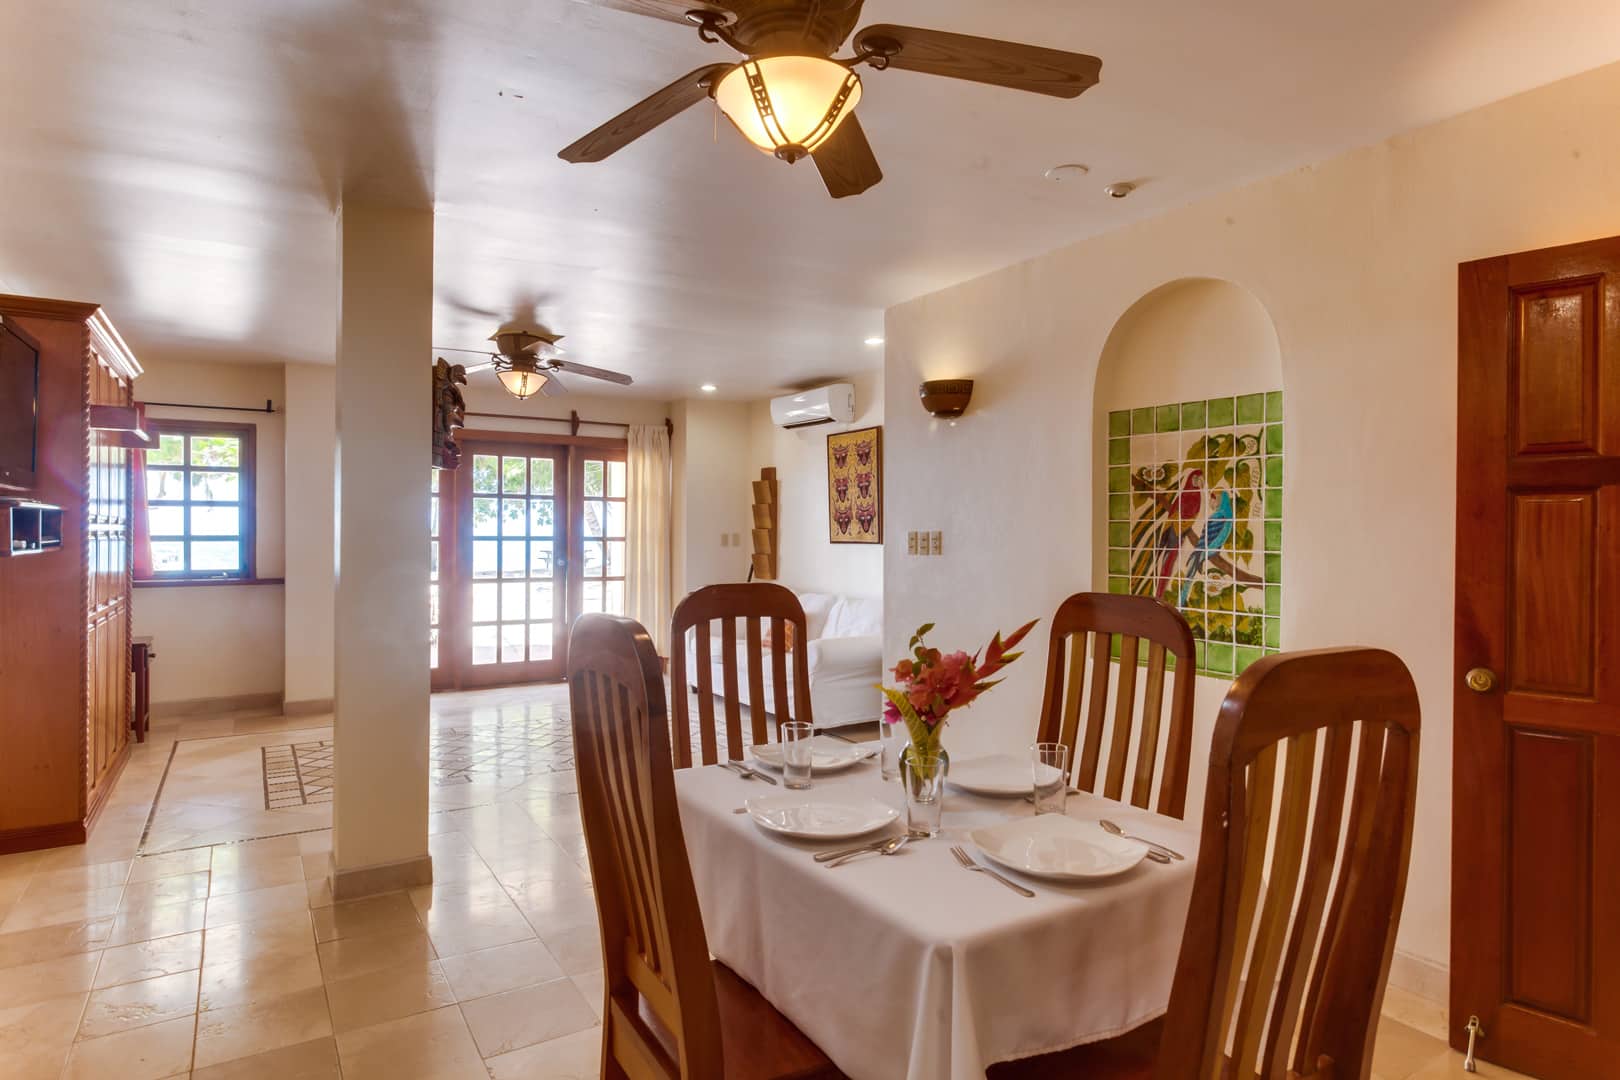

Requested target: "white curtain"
[{"left": 626, "top": 424, "right": 674, "bottom": 655}]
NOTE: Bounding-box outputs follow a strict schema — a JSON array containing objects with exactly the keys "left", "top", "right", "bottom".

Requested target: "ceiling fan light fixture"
[
  {"left": 714, "top": 56, "right": 862, "bottom": 162},
  {"left": 495, "top": 360, "right": 550, "bottom": 401}
]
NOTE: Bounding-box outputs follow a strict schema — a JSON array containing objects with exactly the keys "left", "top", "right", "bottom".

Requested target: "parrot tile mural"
[{"left": 1107, "top": 391, "right": 1282, "bottom": 677}]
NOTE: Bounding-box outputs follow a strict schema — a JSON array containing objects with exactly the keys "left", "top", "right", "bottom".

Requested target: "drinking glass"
[
  {"left": 902, "top": 748, "right": 947, "bottom": 837},
  {"left": 1031, "top": 741, "right": 1071, "bottom": 815},
  {"left": 781, "top": 721, "right": 814, "bottom": 790},
  {"left": 877, "top": 717, "right": 904, "bottom": 781}
]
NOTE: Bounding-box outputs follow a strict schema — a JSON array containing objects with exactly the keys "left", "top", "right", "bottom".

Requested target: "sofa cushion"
[
  {"left": 824, "top": 595, "right": 882, "bottom": 639},
  {"left": 797, "top": 592, "right": 837, "bottom": 640}
]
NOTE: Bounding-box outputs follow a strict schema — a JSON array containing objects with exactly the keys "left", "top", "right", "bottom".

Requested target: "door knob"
[{"left": 1465, "top": 667, "right": 1497, "bottom": 693}]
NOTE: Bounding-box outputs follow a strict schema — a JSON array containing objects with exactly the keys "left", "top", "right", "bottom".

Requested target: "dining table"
[{"left": 673, "top": 746, "right": 1202, "bottom": 1080}]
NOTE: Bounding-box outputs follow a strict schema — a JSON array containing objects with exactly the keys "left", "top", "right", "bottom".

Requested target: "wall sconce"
[{"left": 918, "top": 379, "right": 974, "bottom": 419}]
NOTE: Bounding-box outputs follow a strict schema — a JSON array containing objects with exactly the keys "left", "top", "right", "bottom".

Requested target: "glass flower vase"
[{"left": 900, "top": 744, "right": 950, "bottom": 838}]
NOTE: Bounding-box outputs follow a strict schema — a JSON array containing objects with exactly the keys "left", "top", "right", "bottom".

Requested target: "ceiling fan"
[
  {"left": 559, "top": 0, "right": 1102, "bottom": 198},
  {"left": 437, "top": 324, "right": 634, "bottom": 401}
]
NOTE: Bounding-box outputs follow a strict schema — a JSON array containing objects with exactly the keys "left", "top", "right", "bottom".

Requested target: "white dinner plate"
[
  {"left": 745, "top": 794, "right": 899, "bottom": 840},
  {"left": 968, "top": 815, "right": 1148, "bottom": 881},
  {"left": 749, "top": 740, "right": 875, "bottom": 773},
  {"left": 946, "top": 754, "right": 1045, "bottom": 797}
]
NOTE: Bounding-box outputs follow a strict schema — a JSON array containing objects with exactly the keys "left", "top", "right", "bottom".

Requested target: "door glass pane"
[
  {"left": 529, "top": 499, "right": 554, "bottom": 536},
  {"left": 530, "top": 458, "right": 554, "bottom": 495},
  {"left": 429, "top": 585, "right": 439, "bottom": 625},
  {"left": 583, "top": 500, "right": 604, "bottom": 537},
  {"left": 583, "top": 541, "right": 604, "bottom": 577},
  {"left": 430, "top": 468, "right": 440, "bottom": 493},
  {"left": 583, "top": 581, "right": 604, "bottom": 613},
  {"left": 430, "top": 497, "right": 439, "bottom": 538},
  {"left": 152, "top": 541, "right": 184, "bottom": 572},
  {"left": 500, "top": 623, "right": 525, "bottom": 663},
  {"left": 472, "top": 583, "right": 497, "bottom": 622},
  {"left": 148, "top": 435, "right": 184, "bottom": 465},
  {"left": 430, "top": 540, "right": 439, "bottom": 581},
  {"left": 605, "top": 501, "right": 625, "bottom": 537},
  {"left": 501, "top": 540, "right": 527, "bottom": 578},
  {"left": 472, "top": 539, "right": 497, "bottom": 578},
  {"left": 191, "top": 506, "right": 239, "bottom": 536},
  {"left": 529, "top": 581, "right": 553, "bottom": 616},
  {"left": 583, "top": 460, "right": 604, "bottom": 496},
  {"left": 605, "top": 580, "right": 626, "bottom": 616},
  {"left": 429, "top": 627, "right": 439, "bottom": 669},
  {"left": 148, "top": 469, "right": 184, "bottom": 500},
  {"left": 528, "top": 625, "right": 553, "bottom": 661},
  {"left": 189, "top": 435, "right": 240, "bottom": 467},
  {"left": 502, "top": 456, "right": 527, "bottom": 494},
  {"left": 606, "top": 540, "right": 625, "bottom": 577},
  {"left": 191, "top": 541, "right": 240, "bottom": 572},
  {"left": 472, "top": 497, "right": 498, "bottom": 536},
  {"left": 500, "top": 581, "right": 527, "bottom": 621},
  {"left": 472, "top": 625, "right": 497, "bottom": 665},
  {"left": 148, "top": 505, "right": 184, "bottom": 536},
  {"left": 606, "top": 460, "right": 626, "bottom": 497},
  {"left": 529, "top": 541, "right": 554, "bottom": 578},
  {"left": 190, "top": 472, "right": 239, "bottom": 502},
  {"left": 472, "top": 455, "right": 499, "bottom": 494},
  {"left": 502, "top": 500, "right": 527, "bottom": 536}
]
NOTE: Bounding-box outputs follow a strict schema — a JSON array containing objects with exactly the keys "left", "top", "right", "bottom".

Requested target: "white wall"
[
  {"left": 671, "top": 397, "right": 755, "bottom": 599},
  {"left": 883, "top": 59, "right": 1620, "bottom": 989},
  {"left": 134, "top": 358, "right": 286, "bottom": 706},
  {"left": 283, "top": 363, "right": 335, "bottom": 707},
  {"left": 747, "top": 373, "right": 883, "bottom": 598}
]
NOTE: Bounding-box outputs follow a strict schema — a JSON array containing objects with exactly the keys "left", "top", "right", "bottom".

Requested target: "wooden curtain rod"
[{"left": 464, "top": 409, "right": 674, "bottom": 438}]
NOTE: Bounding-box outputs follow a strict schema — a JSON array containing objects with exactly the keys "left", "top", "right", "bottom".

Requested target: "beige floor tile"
[
  {"left": 108, "top": 900, "right": 209, "bottom": 948},
  {"left": 539, "top": 923, "right": 603, "bottom": 976},
  {"left": 310, "top": 891, "right": 422, "bottom": 944},
  {"left": 484, "top": 1026, "right": 602, "bottom": 1080},
  {"left": 571, "top": 970, "right": 605, "bottom": 1020},
  {"left": 0, "top": 949, "right": 102, "bottom": 1009},
  {"left": 1374, "top": 1016, "right": 1451, "bottom": 1080},
  {"left": 336, "top": 1004, "right": 486, "bottom": 1080},
  {"left": 192, "top": 986, "right": 333, "bottom": 1070},
  {"left": 325, "top": 958, "right": 456, "bottom": 1033},
  {"left": 0, "top": 991, "right": 88, "bottom": 1079},
  {"left": 22, "top": 861, "right": 132, "bottom": 900},
  {"left": 208, "top": 856, "right": 305, "bottom": 898},
  {"left": 63, "top": 1013, "right": 196, "bottom": 1080},
  {"left": 200, "top": 908, "right": 313, "bottom": 966},
  {"left": 315, "top": 926, "right": 435, "bottom": 982},
  {"left": 120, "top": 871, "right": 213, "bottom": 913},
  {"left": 1382, "top": 984, "right": 1448, "bottom": 1042},
  {"left": 1406, "top": 1049, "right": 1539, "bottom": 1079},
  {"left": 458, "top": 977, "right": 598, "bottom": 1058},
  {"left": 129, "top": 850, "right": 214, "bottom": 884},
  {"left": 421, "top": 899, "right": 536, "bottom": 959},
  {"left": 79, "top": 968, "right": 200, "bottom": 1039},
  {"left": 439, "top": 938, "right": 564, "bottom": 1002},
  {"left": 0, "top": 916, "right": 116, "bottom": 969},
  {"left": 509, "top": 880, "right": 599, "bottom": 933},
  {"left": 204, "top": 883, "right": 310, "bottom": 929},
  {"left": 1, "top": 884, "right": 126, "bottom": 934},
  {"left": 199, "top": 945, "right": 323, "bottom": 1012},
  {"left": 190, "top": 1035, "right": 340, "bottom": 1079},
  {"left": 95, "top": 931, "right": 204, "bottom": 989}
]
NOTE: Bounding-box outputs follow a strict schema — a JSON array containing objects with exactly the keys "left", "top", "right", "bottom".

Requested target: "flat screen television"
[{"left": 0, "top": 317, "right": 41, "bottom": 492}]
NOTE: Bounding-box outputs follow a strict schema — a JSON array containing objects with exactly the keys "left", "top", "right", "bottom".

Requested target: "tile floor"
[{"left": 0, "top": 685, "right": 1537, "bottom": 1079}]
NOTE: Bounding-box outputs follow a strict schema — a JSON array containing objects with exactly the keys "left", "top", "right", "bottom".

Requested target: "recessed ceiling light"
[
  {"left": 1043, "top": 163, "right": 1090, "bottom": 181},
  {"left": 700, "top": 383, "right": 718, "bottom": 393},
  {"left": 864, "top": 336, "right": 885, "bottom": 346}
]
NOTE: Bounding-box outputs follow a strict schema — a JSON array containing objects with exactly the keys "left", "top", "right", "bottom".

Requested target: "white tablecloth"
[{"left": 674, "top": 758, "right": 1201, "bottom": 1080}]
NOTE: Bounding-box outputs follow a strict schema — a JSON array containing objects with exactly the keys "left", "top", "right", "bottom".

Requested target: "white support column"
[
  {"left": 330, "top": 203, "right": 434, "bottom": 899},
  {"left": 283, "top": 363, "right": 336, "bottom": 714}
]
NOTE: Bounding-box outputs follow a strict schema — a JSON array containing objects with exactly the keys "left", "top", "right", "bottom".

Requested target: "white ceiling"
[{"left": 3, "top": 0, "right": 1619, "bottom": 399}]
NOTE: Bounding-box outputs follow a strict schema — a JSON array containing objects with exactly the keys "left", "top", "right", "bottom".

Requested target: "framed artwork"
[{"left": 827, "top": 426, "right": 882, "bottom": 544}]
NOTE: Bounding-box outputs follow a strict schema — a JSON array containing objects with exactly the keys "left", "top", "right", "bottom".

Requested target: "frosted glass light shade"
[
  {"left": 714, "top": 56, "right": 862, "bottom": 160},
  {"left": 497, "top": 365, "right": 549, "bottom": 400}
]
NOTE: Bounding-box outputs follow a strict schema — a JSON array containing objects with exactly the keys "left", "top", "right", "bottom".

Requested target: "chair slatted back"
[
  {"left": 669, "top": 583, "right": 812, "bottom": 768},
  {"left": 567, "top": 614, "right": 722, "bottom": 1079},
  {"left": 1035, "top": 593, "right": 1198, "bottom": 818},
  {"left": 1155, "top": 648, "right": 1421, "bottom": 1080}
]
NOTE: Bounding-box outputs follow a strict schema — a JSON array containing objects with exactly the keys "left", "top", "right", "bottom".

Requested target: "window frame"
[{"left": 138, "top": 418, "right": 258, "bottom": 582}]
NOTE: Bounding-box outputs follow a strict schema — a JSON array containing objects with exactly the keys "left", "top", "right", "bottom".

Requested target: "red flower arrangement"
[{"left": 879, "top": 619, "right": 1039, "bottom": 755}]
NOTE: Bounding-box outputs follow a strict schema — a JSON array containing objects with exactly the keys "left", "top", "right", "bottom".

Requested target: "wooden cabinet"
[{"left": 0, "top": 294, "right": 141, "bottom": 852}]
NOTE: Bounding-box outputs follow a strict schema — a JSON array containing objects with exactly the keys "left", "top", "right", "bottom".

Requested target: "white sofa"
[{"left": 682, "top": 592, "right": 883, "bottom": 730}]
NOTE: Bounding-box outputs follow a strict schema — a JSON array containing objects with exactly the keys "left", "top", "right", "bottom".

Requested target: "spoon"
[
  {"left": 1099, "top": 819, "right": 1184, "bottom": 861},
  {"left": 824, "top": 835, "right": 908, "bottom": 868}
]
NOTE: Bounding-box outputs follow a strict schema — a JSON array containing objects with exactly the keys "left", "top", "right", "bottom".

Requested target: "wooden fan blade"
[
  {"left": 550, "top": 359, "right": 634, "bottom": 386},
  {"left": 812, "top": 114, "right": 882, "bottom": 199},
  {"left": 854, "top": 24, "right": 1101, "bottom": 99},
  {"left": 559, "top": 63, "right": 734, "bottom": 163},
  {"left": 569, "top": 0, "right": 750, "bottom": 28}
]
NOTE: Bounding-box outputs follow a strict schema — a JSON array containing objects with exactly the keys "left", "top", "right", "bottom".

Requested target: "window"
[
  {"left": 141, "top": 421, "right": 255, "bottom": 580},
  {"left": 580, "top": 456, "right": 626, "bottom": 616}
]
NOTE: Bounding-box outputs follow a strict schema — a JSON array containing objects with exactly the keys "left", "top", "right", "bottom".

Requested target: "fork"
[
  {"left": 721, "top": 761, "right": 778, "bottom": 786},
  {"left": 949, "top": 845, "right": 1035, "bottom": 898}
]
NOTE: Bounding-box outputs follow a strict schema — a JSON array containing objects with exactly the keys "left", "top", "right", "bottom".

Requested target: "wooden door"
[{"left": 1454, "top": 236, "right": 1620, "bottom": 1077}]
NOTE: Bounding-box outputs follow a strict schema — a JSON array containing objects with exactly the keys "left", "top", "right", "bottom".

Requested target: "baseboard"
[
  {"left": 282, "top": 697, "right": 334, "bottom": 718},
  {"left": 329, "top": 852, "right": 434, "bottom": 902},
  {"left": 151, "top": 691, "right": 283, "bottom": 719},
  {"left": 0, "top": 819, "right": 86, "bottom": 855},
  {"left": 1388, "top": 948, "right": 1448, "bottom": 1004}
]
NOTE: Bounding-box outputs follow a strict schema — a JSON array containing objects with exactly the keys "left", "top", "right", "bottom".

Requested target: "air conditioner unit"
[{"left": 770, "top": 383, "right": 855, "bottom": 429}]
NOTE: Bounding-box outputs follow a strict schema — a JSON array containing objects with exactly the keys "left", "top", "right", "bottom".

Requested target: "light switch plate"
[
  {"left": 732, "top": 532, "right": 742, "bottom": 547},
  {"left": 907, "top": 531, "right": 918, "bottom": 555},
  {"left": 719, "top": 533, "right": 729, "bottom": 547},
  {"left": 930, "top": 531, "right": 943, "bottom": 556}
]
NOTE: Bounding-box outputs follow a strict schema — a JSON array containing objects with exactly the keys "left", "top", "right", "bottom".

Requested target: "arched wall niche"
[{"left": 1090, "top": 276, "right": 1284, "bottom": 680}]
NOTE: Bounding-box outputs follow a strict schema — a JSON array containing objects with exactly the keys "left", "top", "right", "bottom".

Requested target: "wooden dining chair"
[
  {"left": 992, "top": 647, "right": 1421, "bottom": 1080},
  {"left": 567, "top": 613, "right": 843, "bottom": 1080},
  {"left": 1034, "top": 593, "right": 1198, "bottom": 819},
  {"left": 669, "top": 582, "right": 813, "bottom": 768}
]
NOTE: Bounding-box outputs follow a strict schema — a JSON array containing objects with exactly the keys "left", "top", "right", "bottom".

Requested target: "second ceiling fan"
[{"left": 559, "top": 0, "right": 1103, "bottom": 198}]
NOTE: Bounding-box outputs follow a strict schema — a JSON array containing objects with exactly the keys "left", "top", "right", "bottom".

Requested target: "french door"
[{"left": 430, "top": 436, "right": 628, "bottom": 690}]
